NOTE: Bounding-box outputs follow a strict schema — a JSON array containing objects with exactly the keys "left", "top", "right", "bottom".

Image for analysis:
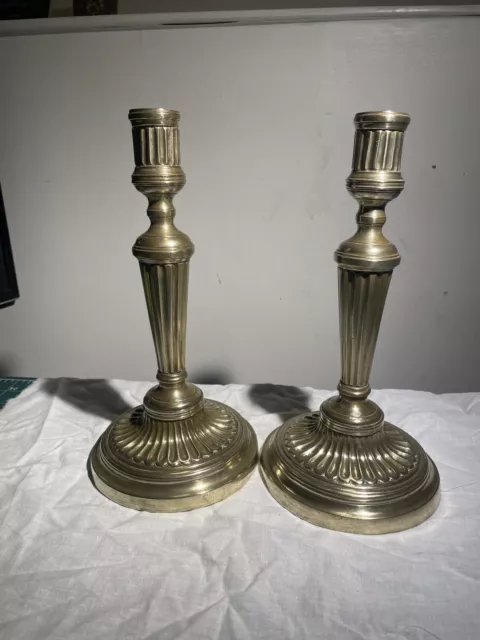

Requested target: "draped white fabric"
[{"left": 1, "top": 379, "right": 478, "bottom": 640}]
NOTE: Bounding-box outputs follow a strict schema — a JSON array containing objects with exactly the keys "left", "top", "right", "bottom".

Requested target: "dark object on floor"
[
  {"left": 0, "top": 185, "right": 19, "bottom": 309},
  {"left": 0, "top": 1, "right": 50, "bottom": 20},
  {"left": 73, "top": 0, "right": 117, "bottom": 16}
]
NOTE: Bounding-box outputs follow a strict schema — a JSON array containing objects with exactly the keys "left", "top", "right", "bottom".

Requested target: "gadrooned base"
[
  {"left": 89, "top": 399, "right": 258, "bottom": 512},
  {"left": 260, "top": 411, "right": 440, "bottom": 534}
]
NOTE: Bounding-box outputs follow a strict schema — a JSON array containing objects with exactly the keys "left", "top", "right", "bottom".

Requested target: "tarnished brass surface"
[
  {"left": 90, "top": 109, "right": 257, "bottom": 511},
  {"left": 261, "top": 111, "right": 440, "bottom": 534}
]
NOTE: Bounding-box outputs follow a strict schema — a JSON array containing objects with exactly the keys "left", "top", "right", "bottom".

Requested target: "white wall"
[{"left": 1, "top": 17, "right": 479, "bottom": 392}]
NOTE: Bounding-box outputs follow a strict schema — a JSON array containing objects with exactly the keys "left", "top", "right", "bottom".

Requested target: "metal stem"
[{"left": 129, "top": 108, "right": 202, "bottom": 421}]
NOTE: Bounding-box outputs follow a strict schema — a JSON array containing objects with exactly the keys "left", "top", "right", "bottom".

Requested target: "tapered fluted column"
[
  {"left": 320, "top": 111, "right": 407, "bottom": 437},
  {"left": 129, "top": 108, "right": 202, "bottom": 422}
]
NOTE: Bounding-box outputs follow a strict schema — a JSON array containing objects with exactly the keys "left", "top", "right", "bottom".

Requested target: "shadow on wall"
[
  {"left": 0, "top": 354, "right": 19, "bottom": 377},
  {"left": 41, "top": 378, "right": 134, "bottom": 421},
  {"left": 190, "top": 367, "right": 233, "bottom": 385},
  {"left": 248, "top": 383, "right": 312, "bottom": 421},
  {"left": 40, "top": 377, "right": 314, "bottom": 424}
]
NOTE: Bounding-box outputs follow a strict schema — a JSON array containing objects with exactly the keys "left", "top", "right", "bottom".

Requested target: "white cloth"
[{"left": 1, "top": 379, "right": 479, "bottom": 640}]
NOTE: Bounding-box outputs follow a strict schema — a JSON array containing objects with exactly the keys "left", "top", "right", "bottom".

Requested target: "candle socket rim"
[
  {"left": 354, "top": 110, "right": 410, "bottom": 131},
  {"left": 129, "top": 108, "right": 180, "bottom": 128}
]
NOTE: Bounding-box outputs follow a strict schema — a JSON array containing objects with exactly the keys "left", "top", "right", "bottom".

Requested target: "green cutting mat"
[{"left": 0, "top": 377, "right": 36, "bottom": 408}]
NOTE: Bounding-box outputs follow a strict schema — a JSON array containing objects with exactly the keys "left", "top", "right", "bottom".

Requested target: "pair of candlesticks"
[{"left": 89, "top": 108, "right": 440, "bottom": 535}]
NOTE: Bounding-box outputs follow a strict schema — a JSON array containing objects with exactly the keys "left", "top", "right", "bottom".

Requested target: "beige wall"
[{"left": 1, "top": 17, "right": 479, "bottom": 391}]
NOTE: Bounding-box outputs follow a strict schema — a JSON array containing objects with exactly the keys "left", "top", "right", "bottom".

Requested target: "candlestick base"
[
  {"left": 90, "top": 399, "right": 258, "bottom": 512},
  {"left": 260, "top": 411, "right": 440, "bottom": 534}
]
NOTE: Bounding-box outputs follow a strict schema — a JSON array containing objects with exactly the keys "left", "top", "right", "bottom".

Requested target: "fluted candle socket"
[
  {"left": 260, "top": 111, "right": 440, "bottom": 534},
  {"left": 89, "top": 108, "right": 258, "bottom": 512}
]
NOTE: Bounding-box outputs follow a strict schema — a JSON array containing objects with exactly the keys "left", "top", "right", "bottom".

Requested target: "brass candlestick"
[
  {"left": 90, "top": 108, "right": 258, "bottom": 511},
  {"left": 261, "top": 111, "right": 440, "bottom": 534}
]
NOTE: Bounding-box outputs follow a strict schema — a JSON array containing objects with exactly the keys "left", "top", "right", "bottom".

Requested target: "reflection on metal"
[
  {"left": 90, "top": 109, "right": 257, "bottom": 512},
  {"left": 261, "top": 111, "right": 440, "bottom": 534}
]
